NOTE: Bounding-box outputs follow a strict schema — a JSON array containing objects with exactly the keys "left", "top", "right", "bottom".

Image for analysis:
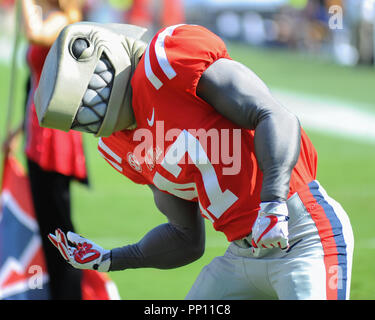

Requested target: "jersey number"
[{"left": 153, "top": 130, "right": 238, "bottom": 221}]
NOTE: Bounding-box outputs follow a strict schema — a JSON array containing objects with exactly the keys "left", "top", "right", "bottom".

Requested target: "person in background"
[
  {"left": 4, "top": 0, "right": 88, "bottom": 299},
  {"left": 125, "top": 0, "right": 185, "bottom": 30}
]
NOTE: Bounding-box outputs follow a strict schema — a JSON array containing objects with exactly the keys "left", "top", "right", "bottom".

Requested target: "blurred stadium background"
[{"left": 0, "top": 0, "right": 374, "bottom": 299}]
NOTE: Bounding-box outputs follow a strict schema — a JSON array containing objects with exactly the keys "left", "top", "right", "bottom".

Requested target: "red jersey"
[
  {"left": 25, "top": 44, "right": 87, "bottom": 181},
  {"left": 98, "top": 25, "right": 317, "bottom": 241}
]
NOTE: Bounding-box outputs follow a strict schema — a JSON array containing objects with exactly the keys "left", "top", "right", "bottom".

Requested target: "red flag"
[
  {"left": 0, "top": 156, "right": 120, "bottom": 299},
  {"left": 82, "top": 270, "right": 120, "bottom": 300},
  {"left": 0, "top": 156, "right": 49, "bottom": 299}
]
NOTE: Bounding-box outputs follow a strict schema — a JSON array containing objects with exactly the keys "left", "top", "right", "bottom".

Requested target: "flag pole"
[
  {"left": 1, "top": 0, "right": 22, "bottom": 184},
  {"left": 4, "top": 0, "right": 22, "bottom": 137},
  {"left": 373, "top": 1, "right": 375, "bottom": 68}
]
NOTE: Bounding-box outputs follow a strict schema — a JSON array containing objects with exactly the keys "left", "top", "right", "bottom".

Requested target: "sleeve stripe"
[
  {"left": 145, "top": 24, "right": 186, "bottom": 89},
  {"left": 154, "top": 24, "right": 185, "bottom": 80},
  {"left": 98, "top": 138, "right": 122, "bottom": 164},
  {"left": 145, "top": 43, "right": 163, "bottom": 90},
  {"left": 98, "top": 150, "right": 123, "bottom": 172}
]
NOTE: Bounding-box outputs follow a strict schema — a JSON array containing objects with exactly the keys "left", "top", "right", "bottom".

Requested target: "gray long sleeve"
[
  {"left": 197, "top": 58, "right": 301, "bottom": 202},
  {"left": 110, "top": 186, "right": 205, "bottom": 271},
  {"left": 110, "top": 222, "right": 204, "bottom": 270}
]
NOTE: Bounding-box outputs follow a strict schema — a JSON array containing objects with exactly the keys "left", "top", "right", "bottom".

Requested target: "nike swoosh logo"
[
  {"left": 256, "top": 215, "right": 278, "bottom": 245},
  {"left": 285, "top": 238, "right": 303, "bottom": 253},
  {"left": 147, "top": 108, "right": 155, "bottom": 127}
]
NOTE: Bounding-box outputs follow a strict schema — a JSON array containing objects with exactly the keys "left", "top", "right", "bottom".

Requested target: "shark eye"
[{"left": 71, "top": 38, "right": 90, "bottom": 59}]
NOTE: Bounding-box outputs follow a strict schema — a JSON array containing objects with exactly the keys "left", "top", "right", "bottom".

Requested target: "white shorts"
[{"left": 185, "top": 180, "right": 354, "bottom": 300}]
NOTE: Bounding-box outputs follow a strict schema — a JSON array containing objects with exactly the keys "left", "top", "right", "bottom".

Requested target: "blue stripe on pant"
[{"left": 308, "top": 180, "right": 348, "bottom": 300}]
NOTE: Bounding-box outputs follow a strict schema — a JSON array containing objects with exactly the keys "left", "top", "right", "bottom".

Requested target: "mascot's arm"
[
  {"left": 109, "top": 185, "right": 205, "bottom": 271},
  {"left": 197, "top": 58, "right": 301, "bottom": 202}
]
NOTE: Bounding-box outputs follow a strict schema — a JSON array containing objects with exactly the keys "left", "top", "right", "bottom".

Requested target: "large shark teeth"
[
  {"left": 88, "top": 74, "right": 107, "bottom": 90},
  {"left": 83, "top": 89, "right": 102, "bottom": 106},
  {"left": 71, "top": 54, "right": 114, "bottom": 134}
]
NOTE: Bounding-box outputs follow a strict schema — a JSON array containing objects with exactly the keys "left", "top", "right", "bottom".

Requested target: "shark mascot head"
[{"left": 34, "top": 22, "right": 148, "bottom": 137}]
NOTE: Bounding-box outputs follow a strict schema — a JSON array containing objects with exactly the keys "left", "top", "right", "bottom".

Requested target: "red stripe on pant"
[{"left": 297, "top": 184, "right": 340, "bottom": 300}]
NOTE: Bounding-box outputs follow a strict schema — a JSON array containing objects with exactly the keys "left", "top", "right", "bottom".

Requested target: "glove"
[
  {"left": 251, "top": 201, "right": 289, "bottom": 250},
  {"left": 48, "top": 228, "right": 111, "bottom": 272}
]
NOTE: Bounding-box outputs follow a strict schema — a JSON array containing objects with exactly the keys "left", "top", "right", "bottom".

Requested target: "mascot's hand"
[
  {"left": 251, "top": 202, "right": 289, "bottom": 250},
  {"left": 48, "top": 228, "right": 111, "bottom": 272}
]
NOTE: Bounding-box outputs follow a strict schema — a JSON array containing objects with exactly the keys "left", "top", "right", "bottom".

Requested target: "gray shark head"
[{"left": 34, "top": 22, "right": 148, "bottom": 137}]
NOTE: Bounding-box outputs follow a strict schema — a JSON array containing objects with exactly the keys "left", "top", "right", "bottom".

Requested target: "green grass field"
[{"left": 1, "top": 40, "right": 374, "bottom": 300}]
